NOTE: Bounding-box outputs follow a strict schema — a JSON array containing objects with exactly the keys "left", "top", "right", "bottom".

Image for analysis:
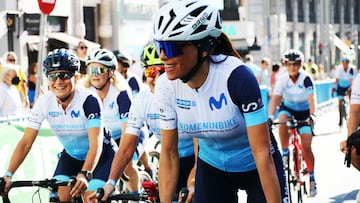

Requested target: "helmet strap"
[{"left": 180, "top": 37, "right": 215, "bottom": 83}]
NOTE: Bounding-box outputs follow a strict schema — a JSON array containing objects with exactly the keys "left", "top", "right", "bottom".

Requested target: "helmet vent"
[{"left": 161, "top": 9, "right": 177, "bottom": 35}]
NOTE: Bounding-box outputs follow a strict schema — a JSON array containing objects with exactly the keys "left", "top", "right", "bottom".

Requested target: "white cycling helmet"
[
  {"left": 86, "top": 48, "right": 118, "bottom": 70},
  {"left": 153, "top": 0, "right": 222, "bottom": 41}
]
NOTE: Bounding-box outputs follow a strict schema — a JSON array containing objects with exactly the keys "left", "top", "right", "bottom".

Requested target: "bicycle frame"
[{"left": 272, "top": 118, "right": 310, "bottom": 203}]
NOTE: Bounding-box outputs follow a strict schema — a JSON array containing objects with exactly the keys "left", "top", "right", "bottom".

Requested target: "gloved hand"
[{"left": 347, "top": 131, "right": 360, "bottom": 155}]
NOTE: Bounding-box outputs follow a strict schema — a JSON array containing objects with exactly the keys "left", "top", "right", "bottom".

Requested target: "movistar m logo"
[
  {"left": 209, "top": 93, "right": 227, "bottom": 111},
  {"left": 71, "top": 110, "right": 80, "bottom": 118},
  {"left": 109, "top": 101, "right": 115, "bottom": 109}
]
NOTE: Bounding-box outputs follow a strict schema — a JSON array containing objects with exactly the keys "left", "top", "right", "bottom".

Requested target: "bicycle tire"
[
  {"left": 148, "top": 150, "right": 160, "bottom": 182},
  {"left": 288, "top": 146, "right": 303, "bottom": 203}
]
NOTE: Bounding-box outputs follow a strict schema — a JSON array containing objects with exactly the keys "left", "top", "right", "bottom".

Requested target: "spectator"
[
  {"left": 270, "top": 62, "right": 281, "bottom": 93},
  {"left": 317, "top": 64, "right": 328, "bottom": 80},
  {"left": 4, "top": 51, "right": 29, "bottom": 108},
  {"left": 27, "top": 63, "right": 38, "bottom": 108},
  {"left": 308, "top": 58, "right": 319, "bottom": 79},
  {"left": 0, "top": 64, "right": 22, "bottom": 117},
  {"left": 75, "top": 40, "right": 89, "bottom": 81},
  {"left": 259, "top": 57, "right": 271, "bottom": 88},
  {"left": 244, "top": 54, "right": 260, "bottom": 81}
]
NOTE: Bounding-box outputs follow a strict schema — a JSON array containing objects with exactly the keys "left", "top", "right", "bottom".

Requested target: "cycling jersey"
[
  {"left": 272, "top": 71, "right": 315, "bottom": 111},
  {"left": 28, "top": 89, "right": 109, "bottom": 160},
  {"left": 126, "top": 88, "right": 194, "bottom": 158},
  {"left": 335, "top": 64, "right": 355, "bottom": 88},
  {"left": 351, "top": 73, "right": 360, "bottom": 104},
  {"left": 155, "top": 54, "right": 268, "bottom": 172},
  {"left": 87, "top": 85, "right": 131, "bottom": 140}
]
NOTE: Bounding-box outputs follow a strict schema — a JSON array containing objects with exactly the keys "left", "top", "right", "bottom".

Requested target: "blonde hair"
[
  {"left": 0, "top": 63, "right": 17, "bottom": 83},
  {"left": 82, "top": 69, "right": 128, "bottom": 92}
]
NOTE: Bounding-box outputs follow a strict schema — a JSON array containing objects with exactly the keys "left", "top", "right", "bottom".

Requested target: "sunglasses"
[
  {"left": 7, "top": 58, "right": 16, "bottom": 63},
  {"left": 87, "top": 66, "right": 109, "bottom": 76},
  {"left": 48, "top": 72, "right": 74, "bottom": 81},
  {"left": 285, "top": 61, "right": 302, "bottom": 67},
  {"left": 145, "top": 66, "right": 165, "bottom": 78},
  {"left": 154, "top": 40, "right": 192, "bottom": 58},
  {"left": 78, "top": 46, "right": 88, "bottom": 50}
]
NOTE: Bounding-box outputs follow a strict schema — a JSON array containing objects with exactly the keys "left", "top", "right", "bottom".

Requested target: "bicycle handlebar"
[{"left": 0, "top": 177, "right": 76, "bottom": 203}]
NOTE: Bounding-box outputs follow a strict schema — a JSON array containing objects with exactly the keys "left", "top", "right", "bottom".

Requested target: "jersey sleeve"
[
  {"left": 154, "top": 75, "right": 178, "bottom": 130},
  {"left": 303, "top": 75, "right": 315, "bottom": 94},
  {"left": 351, "top": 73, "right": 360, "bottom": 104},
  {"left": 228, "top": 65, "right": 267, "bottom": 126},
  {"left": 83, "top": 95, "right": 102, "bottom": 128},
  {"left": 117, "top": 90, "right": 132, "bottom": 123},
  {"left": 125, "top": 91, "right": 146, "bottom": 136},
  {"left": 27, "top": 94, "right": 48, "bottom": 130}
]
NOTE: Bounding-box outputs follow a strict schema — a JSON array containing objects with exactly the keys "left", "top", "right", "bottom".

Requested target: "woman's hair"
[
  {"left": 211, "top": 33, "right": 241, "bottom": 60},
  {"left": 0, "top": 64, "right": 16, "bottom": 83},
  {"left": 82, "top": 69, "right": 128, "bottom": 92},
  {"left": 28, "top": 63, "right": 37, "bottom": 75}
]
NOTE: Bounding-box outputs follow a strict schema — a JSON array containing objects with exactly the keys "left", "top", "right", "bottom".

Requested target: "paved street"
[{"left": 237, "top": 100, "right": 360, "bottom": 203}]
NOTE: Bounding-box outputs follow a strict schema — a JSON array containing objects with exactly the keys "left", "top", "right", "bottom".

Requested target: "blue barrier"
[{"left": 260, "top": 79, "right": 336, "bottom": 109}]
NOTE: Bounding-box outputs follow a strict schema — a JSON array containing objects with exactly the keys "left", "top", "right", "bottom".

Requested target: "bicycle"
[
  {"left": 271, "top": 117, "right": 312, "bottom": 203},
  {"left": 96, "top": 181, "right": 188, "bottom": 203},
  {"left": 0, "top": 176, "right": 82, "bottom": 203}
]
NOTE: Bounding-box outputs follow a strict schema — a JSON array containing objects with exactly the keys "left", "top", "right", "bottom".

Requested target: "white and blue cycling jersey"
[
  {"left": 272, "top": 71, "right": 315, "bottom": 111},
  {"left": 28, "top": 90, "right": 106, "bottom": 160},
  {"left": 335, "top": 64, "right": 355, "bottom": 88},
  {"left": 87, "top": 85, "right": 131, "bottom": 140},
  {"left": 351, "top": 73, "right": 360, "bottom": 104},
  {"left": 155, "top": 54, "right": 267, "bottom": 172},
  {"left": 126, "top": 88, "right": 194, "bottom": 158}
]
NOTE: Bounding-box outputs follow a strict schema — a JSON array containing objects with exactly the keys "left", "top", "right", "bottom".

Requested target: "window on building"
[
  {"left": 286, "top": 0, "right": 293, "bottom": 21},
  {"left": 298, "top": 0, "right": 304, "bottom": 22},
  {"left": 309, "top": 0, "right": 316, "bottom": 23},
  {"left": 334, "top": 0, "right": 340, "bottom": 23},
  {"left": 344, "top": 0, "right": 350, "bottom": 24},
  {"left": 355, "top": 0, "right": 359, "bottom": 24}
]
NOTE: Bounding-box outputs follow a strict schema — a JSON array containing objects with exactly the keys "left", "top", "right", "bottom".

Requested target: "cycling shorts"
[
  {"left": 193, "top": 133, "right": 288, "bottom": 203},
  {"left": 278, "top": 104, "right": 313, "bottom": 135},
  {"left": 53, "top": 141, "right": 116, "bottom": 191},
  {"left": 336, "top": 86, "right": 350, "bottom": 97}
]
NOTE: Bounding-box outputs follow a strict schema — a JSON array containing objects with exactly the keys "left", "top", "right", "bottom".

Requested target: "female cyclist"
[
  {"left": 0, "top": 48, "right": 117, "bottom": 203},
  {"left": 152, "top": 1, "right": 287, "bottom": 203},
  {"left": 81, "top": 48, "right": 140, "bottom": 194},
  {"left": 92, "top": 44, "right": 197, "bottom": 202},
  {"left": 268, "top": 49, "right": 318, "bottom": 197}
]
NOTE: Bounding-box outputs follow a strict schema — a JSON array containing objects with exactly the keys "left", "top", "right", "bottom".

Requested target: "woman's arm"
[
  {"left": 159, "top": 128, "right": 179, "bottom": 203},
  {"left": 247, "top": 123, "right": 281, "bottom": 203}
]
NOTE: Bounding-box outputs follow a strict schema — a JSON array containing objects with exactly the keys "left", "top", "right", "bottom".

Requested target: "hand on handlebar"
[{"left": 0, "top": 176, "right": 12, "bottom": 196}]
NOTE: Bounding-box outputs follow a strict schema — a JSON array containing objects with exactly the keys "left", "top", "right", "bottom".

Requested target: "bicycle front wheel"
[{"left": 287, "top": 146, "right": 303, "bottom": 203}]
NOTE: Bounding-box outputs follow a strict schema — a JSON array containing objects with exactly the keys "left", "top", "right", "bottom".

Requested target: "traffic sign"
[{"left": 37, "top": 0, "right": 56, "bottom": 15}]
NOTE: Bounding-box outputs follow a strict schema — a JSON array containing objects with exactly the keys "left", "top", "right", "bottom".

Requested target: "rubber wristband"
[
  {"left": 106, "top": 179, "right": 116, "bottom": 187},
  {"left": 4, "top": 171, "right": 13, "bottom": 179}
]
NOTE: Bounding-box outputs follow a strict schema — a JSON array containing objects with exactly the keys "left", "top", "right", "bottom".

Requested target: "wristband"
[
  {"left": 4, "top": 171, "right": 13, "bottom": 179},
  {"left": 106, "top": 179, "right": 116, "bottom": 187}
]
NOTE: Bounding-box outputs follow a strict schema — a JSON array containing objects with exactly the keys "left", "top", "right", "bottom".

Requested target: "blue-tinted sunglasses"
[{"left": 154, "top": 40, "right": 192, "bottom": 58}]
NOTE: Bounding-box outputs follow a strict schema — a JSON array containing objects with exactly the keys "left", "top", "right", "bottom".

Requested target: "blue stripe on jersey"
[
  {"left": 244, "top": 108, "right": 267, "bottom": 126},
  {"left": 88, "top": 118, "right": 101, "bottom": 128}
]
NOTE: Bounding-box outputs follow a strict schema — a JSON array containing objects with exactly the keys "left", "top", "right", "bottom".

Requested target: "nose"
[{"left": 159, "top": 49, "right": 168, "bottom": 61}]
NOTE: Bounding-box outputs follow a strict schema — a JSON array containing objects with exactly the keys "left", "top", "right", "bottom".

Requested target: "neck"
[
  {"left": 96, "top": 82, "right": 110, "bottom": 100},
  {"left": 187, "top": 60, "right": 209, "bottom": 90}
]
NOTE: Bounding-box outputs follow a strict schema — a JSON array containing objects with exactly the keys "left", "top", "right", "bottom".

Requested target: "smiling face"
[
  {"left": 158, "top": 44, "right": 198, "bottom": 81},
  {"left": 87, "top": 62, "right": 112, "bottom": 89},
  {"left": 48, "top": 70, "right": 75, "bottom": 100},
  {"left": 285, "top": 60, "right": 302, "bottom": 77}
]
